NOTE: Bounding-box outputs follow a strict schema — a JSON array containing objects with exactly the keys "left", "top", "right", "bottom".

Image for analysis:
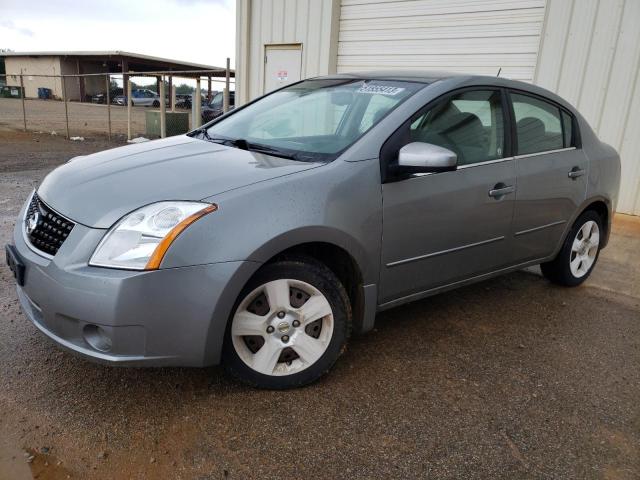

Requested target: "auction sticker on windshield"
[{"left": 357, "top": 85, "right": 405, "bottom": 96}]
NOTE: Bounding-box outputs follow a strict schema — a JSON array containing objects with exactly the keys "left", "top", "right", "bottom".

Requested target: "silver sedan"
[{"left": 6, "top": 72, "right": 620, "bottom": 389}]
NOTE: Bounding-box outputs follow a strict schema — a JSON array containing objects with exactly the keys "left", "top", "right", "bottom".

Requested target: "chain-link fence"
[{"left": 0, "top": 70, "right": 234, "bottom": 141}]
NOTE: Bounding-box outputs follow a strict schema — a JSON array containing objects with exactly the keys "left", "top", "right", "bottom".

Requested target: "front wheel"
[
  {"left": 222, "top": 257, "right": 351, "bottom": 389},
  {"left": 540, "top": 210, "right": 603, "bottom": 286}
]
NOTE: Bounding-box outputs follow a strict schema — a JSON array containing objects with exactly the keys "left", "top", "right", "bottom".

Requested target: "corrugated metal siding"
[
  {"left": 240, "top": 0, "right": 339, "bottom": 102},
  {"left": 535, "top": 0, "right": 640, "bottom": 215},
  {"left": 337, "top": 0, "right": 546, "bottom": 81},
  {"left": 4, "top": 57, "right": 64, "bottom": 99}
]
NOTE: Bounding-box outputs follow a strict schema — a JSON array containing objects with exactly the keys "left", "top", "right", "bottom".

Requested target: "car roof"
[
  {"left": 320, "top": 70, "right": 539, "bottom": 86},
  {"left": 320, "top": 70, "right": 460, "bottom": 84},
  {"left": 314, "top": 70, "right": 578, "bottom": 113}
]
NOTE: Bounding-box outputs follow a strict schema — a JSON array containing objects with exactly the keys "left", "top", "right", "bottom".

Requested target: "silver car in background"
[
  {"left": 114, "top": 88, "right": 163, "bottom": 107},
  {"left": 6, "top": 72, "right": 620, "bottom": 389}
]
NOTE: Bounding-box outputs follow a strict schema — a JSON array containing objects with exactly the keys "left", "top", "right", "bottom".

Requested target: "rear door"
[
  {"left": 508, "top": 91, "right": 588, "bottom": 262},
  {"left": 380, "top": 88, "right": 516, "bottom": 304}
]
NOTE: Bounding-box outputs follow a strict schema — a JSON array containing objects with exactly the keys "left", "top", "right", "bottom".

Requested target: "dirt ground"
[
  {"left": 0, "top": 130, "right": 639, "bottom": 480},
  {"left": 0, "top": 97, "right": 191, "bottom": 139}
]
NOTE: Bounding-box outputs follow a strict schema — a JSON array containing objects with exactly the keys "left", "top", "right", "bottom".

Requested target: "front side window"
[
  {"left": 511, "top": 93, "right": 565, "bottom": 155},
  {"left": 203, "top": 79, "right": 424, "bottom": 162},
  {"left": 409, "top": 89, "right": 505, "bottom": 166}
]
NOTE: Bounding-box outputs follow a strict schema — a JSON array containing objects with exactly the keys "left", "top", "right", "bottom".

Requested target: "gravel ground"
[{"left": 0, "top": 130, "right": 639, "bottom": 480}]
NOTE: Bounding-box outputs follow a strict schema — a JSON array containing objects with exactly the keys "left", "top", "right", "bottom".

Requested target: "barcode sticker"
[{"left": 357, "top": 85, "right": 405, "bottom": 96}]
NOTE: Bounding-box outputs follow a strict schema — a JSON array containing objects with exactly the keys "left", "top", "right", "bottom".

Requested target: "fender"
[
  {"left": 245, "top": 225, "right": 374, "bottom": 284},
  {"left": 200, "top": 231, "right": 377, "bottom": 364},
  {"left": 548, "top": 195, "right": 613, "bottom": 262}
]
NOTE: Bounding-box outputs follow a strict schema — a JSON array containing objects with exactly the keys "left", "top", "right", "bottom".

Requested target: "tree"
[{"left": 175, "top": 83, "right": 194, "bottom": 94}]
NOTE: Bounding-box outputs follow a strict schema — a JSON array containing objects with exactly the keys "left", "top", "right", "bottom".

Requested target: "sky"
[{"left": 0, "top": 0, "right": 236, "bottom": 68}]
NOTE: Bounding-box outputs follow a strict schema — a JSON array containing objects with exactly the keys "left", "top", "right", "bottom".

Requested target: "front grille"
[{"left": 24, "top": 192, "right": 75, "bottom": 256}]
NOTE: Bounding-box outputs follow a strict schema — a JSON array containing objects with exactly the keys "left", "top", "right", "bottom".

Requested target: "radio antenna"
[{"left": 496, "top": 67, "right": 502, "bottom": 77}]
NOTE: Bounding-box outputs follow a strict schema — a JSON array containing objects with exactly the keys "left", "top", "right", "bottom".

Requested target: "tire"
[
  {"left": 152, "top": 100, "right": 160, "bottom": 107},
  {"left": 540, "top": 210, "right": 603, "bottom": 286},
  {"left": 222, "top": 256, "right": 351, "bottom": 389}
]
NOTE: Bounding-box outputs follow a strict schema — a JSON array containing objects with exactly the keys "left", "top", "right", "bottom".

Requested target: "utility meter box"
[{"left": 145, "top": 110, "right": 190, "bottom": 137}]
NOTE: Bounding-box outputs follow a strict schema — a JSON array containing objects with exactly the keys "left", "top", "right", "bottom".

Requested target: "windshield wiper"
[
  {"left": 200, "top": 135, "right": 248, "bottom": 150},
  {"left": 194, "top": 132, "right": 298, "bottom": 160},
  {"left": 245, "top": 142, "right": 297, "bottom": 160},
  {"left": 191, "top": 127, "right": 213, "bottom": 141},
  {"left": 213, "top": 137, "right": 297, "bottom": 159}
]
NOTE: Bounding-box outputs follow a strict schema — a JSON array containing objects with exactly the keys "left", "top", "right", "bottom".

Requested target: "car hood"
[{"left": 38, "top": 135, "right": 322, "bottom": 228}]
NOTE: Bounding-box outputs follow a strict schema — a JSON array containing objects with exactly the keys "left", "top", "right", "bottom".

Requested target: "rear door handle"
[
  {"left": 568, "top": 167, "right": 586, "bottom": 179},
  {"left": 488, "top": 184, "right": 515, "bottom": 198}
]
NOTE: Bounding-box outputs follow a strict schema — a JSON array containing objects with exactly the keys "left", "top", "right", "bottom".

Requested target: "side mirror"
[{"left": 397, "top": 142, "right": 457, "bottom": 173}]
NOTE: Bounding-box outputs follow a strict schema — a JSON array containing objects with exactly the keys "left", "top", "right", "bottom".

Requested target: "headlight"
[{"left": 89, "top": 201, "right": 217, "bottom": 270}]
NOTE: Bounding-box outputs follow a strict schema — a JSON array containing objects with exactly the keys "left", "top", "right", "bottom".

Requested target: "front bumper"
[{"left": 11, "top": 205, "right": 256, "bottom": 367}]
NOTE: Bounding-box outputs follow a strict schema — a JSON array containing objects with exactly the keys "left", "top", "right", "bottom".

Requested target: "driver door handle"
[
  {"left": 568, "top": 167, "right": 586, "bottom": 179},
  {"left": 488, "top": 184, "right": 515, "bottom": 198}
]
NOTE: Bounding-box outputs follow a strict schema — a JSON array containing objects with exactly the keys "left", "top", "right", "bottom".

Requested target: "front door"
[
  {"left": 263, "top": 44, "right": 302, "bottom": 94},
  {"left": 380, "top": 89, "right": 516, "bottom": 304},
  {"left": 508, "top": 91, "right": 588, "bottom": 262}
]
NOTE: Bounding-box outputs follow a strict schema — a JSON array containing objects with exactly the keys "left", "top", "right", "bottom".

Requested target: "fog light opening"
[{"left": 83, "top": 324, "right": 113, "bottom": 352}]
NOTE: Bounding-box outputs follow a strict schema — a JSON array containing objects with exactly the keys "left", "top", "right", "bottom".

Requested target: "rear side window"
[{"left": 511, "top": 93, "right": 565, "bottom": 155}]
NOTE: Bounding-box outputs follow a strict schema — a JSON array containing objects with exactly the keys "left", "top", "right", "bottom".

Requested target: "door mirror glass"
[{"left": 398, "top": 142, "right": 457, "bottom": 172}]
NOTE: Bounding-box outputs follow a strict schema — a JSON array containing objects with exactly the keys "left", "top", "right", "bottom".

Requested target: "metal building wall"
[
  {"left": 4, "top": 56, "right": 64, "bottom": 99},
  {"left": 235, "top": 0, "right": 340, "bottom": 105},
  {"left": 236, "top": 0, "right": 639, "bottom": 214},
  {"left": 535, "top": 0, "right": 640, "bottom": 215},
  {"left": 337, "top": 0, "right": 546, "bottom": 82},
  {"left": 59, "top": 58, "right": 81, "bottom": 101}
]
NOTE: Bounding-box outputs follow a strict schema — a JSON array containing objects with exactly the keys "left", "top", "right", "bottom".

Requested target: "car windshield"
[
  {"left": 199, "top": 79, "right": 424, "bottom": 162},
  {"left": 209, "top": 92, "right": 223, "bottom": 108}
]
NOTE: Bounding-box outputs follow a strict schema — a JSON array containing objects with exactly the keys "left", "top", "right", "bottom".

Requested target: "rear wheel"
[
  {"left": 541, "top": 210, "right": 603, "bottom": 286},
  {"left": 222, "top": 257, "right": 351, "bottom": 389},
  {"left": 152, "top": 100, "right": 160, "bottom": 107}
]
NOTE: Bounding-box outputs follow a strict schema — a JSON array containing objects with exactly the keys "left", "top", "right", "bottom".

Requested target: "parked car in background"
[
  {"left": 176, "top": 93, "right": 208, "bottom": 109},
  {"left": 91, "top": 88, "right": 123, "bottom": 104},
  {"left": 6, "top": 72, "right": 620, "bottom": 389},
  {"left": 202, "top": 90, "right": 235, "bottom": 122},
  {"left": 113, "top": 88, "right": 166, "bottom": 107},
  {"left": 175, "top": 93, "right": 193, "bottom": 108}
]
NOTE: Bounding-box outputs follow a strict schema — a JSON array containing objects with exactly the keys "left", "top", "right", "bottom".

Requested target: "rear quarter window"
[{"left": 561, "top": 110, "right": 574, "bottom": 148}]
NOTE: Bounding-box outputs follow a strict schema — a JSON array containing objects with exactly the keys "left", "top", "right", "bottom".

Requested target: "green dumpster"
[
  {"left": 145, "top": 110, "right": 190, "bottom": 137},
  {"left": 1, "top": 86, "right": 24, "bottom": 98}
]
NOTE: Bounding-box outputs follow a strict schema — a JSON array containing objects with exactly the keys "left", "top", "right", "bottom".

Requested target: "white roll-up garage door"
[{"left": 337, "top": 0, "right": 546, "bottom": 82}]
